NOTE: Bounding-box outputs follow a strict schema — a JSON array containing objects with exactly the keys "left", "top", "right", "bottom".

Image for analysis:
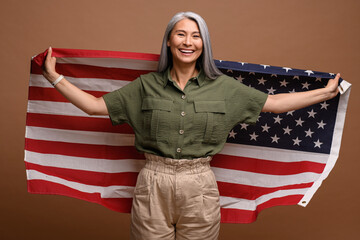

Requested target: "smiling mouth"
[{"left": 179, "top": 49, "right": 195, "bottom": 54}]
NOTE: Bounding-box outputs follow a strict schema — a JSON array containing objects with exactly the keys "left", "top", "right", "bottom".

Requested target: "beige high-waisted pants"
[{"left": 130, "top": 153, "right": 221, "bottom": 240}]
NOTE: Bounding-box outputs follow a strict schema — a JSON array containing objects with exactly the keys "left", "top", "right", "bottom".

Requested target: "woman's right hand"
[{"left": 42, "top": 47, "right": 60, "bottom": 83}]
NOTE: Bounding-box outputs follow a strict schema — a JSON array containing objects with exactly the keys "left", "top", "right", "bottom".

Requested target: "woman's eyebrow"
[{"left": 174, "top": 29, "right": 201, "bottom": 34}]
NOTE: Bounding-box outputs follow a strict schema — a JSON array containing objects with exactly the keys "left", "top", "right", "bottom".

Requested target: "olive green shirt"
[{"left": 103, "top": 69, "right": 268, "bottom": 159}]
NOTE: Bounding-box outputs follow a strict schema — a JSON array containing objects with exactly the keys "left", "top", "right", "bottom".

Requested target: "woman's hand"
[
  {"left": 324, "top": 73, "right": 340, "bottom": 99},
  {"left": 42, "top": 47, "right": 60, "bottom": 83}
]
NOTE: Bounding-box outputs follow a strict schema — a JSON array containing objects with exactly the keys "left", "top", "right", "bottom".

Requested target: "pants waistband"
[{"left": 144, "top": 153, "right": 212, "bottom": 175}]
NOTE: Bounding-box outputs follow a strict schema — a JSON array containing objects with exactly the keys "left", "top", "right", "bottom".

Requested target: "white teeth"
[{"left": 180, "top": 50, "right": 194, "bottom": 53}]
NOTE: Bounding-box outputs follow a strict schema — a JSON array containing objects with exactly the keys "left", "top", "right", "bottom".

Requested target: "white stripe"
[
  {"left": 25, "top": 123, "right": 329, "bottom": 166},
  {"left": 221, "top": 143, "right": 329, "bottom": 164},
  {"left": 25, "top": 151, "right": 145, "bottom": 173},
  {"left": 25, "top": 149, "right": 318, "bottom": 189},
  {"left": 220, "top": 188, "right": 308, "bottom": 211},
  {"left": 26, "top": 169, "right": 134, "bottom": 198},
  {"left": 299, "top": 83, "right": 351, "bottom": 206},
  {"left": 56, "top": 57, "right": 158, "bottom": 71},
  {"left": 212, "top": 167, "right": 319, "bottom": 188},
  {"left": 27, "top": 100, "right": 108, "bottom": 118},
  {"left": 26, "top": 126, "right": 134, "bottom": 146},
  {"left": 26, "top": 169, "right": 306, "bottom": 210},
  {"left": 30, "top": 74, "right": 131, "bottom": 92}
]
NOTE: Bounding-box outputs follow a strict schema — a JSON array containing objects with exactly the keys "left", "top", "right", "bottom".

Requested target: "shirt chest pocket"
[
  {"left": 193, "top": 100, "right": 226, "bottom": 144},
  {"left": 141, "top": 97, "right": 173, "bottom": 143}
]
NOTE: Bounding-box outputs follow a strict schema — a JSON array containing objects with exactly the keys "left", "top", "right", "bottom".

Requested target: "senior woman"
[{"left": 42, "top": 11, "right": 339, "bottom": 240}]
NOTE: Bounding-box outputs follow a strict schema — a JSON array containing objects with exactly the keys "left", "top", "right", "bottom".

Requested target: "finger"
[
  {"left": 45, "top": 47, "right": 51, "bottom": 60},
  {"left": 334, "top": 73, "right": 340, "bottom": 81}
]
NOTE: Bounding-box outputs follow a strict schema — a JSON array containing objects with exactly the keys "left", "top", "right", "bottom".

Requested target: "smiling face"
[{"left": 167, "top": 18, "right": 203, "bottom": 68}]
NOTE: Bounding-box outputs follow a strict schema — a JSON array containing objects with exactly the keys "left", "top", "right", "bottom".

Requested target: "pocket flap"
[
  {"left": 141, "top": 97, "right": 173, "bottom": 111},
  {"left": 194, "top": 101, "right": 226, "bottom": 113}
]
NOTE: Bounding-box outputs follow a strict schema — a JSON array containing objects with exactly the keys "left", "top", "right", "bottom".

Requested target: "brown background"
[{"left": 0, "top": 0, "right": 359, "bottom": 239}]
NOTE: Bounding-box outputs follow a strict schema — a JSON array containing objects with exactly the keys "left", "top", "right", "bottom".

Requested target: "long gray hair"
[{"left": 157, "top": 12, "right": 222, "bottom": 80}]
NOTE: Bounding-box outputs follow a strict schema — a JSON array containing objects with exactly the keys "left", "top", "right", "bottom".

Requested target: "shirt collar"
[{"left": 163, "top": 67, "right": 206, "bottom": 88}]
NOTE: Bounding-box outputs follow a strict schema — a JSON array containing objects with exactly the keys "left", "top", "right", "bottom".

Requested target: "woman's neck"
[{"left": 170, "top": 63, "right": 198, "bottom": 90}]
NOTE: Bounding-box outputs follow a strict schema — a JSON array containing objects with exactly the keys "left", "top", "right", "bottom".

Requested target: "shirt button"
[
  {"left": 179, "top": 130, "right": 184, "bottom": 135},
  {"left": 176, "top": 148, "right": 182, "bottom": 153},
  {"left": 181, "top": 111, "right": 186, "bottom": 117},
  {"left": 181, "top": 95, "right": 186, "bottom": 100}
]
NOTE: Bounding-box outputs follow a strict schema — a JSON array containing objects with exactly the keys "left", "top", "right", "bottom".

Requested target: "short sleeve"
[
  {"left": 223, "top": 75, "right": 268, "bottom": 125},
  {"left": 102, "top": 77, "right": 142, "bottom": 125}
]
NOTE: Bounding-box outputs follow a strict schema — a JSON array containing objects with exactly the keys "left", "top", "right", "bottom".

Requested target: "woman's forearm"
[
  {"left": 42, "top": 47, "right": 108, "bottom": 116},
  {"left": 50, "top": 74, "right": 108, "bottom": 115},
  {"left": 262, "top": 74, "right": 340, "bottom": 114}
]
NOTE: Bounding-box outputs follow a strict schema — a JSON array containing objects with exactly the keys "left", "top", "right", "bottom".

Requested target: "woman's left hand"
[{"left": 325, "top": 73, "right": 340, "bottom": 99}]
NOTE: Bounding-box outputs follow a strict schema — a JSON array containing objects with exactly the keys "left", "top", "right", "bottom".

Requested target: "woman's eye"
[{"left": 177, "top": 33, "right": 185, "bottom": 37}]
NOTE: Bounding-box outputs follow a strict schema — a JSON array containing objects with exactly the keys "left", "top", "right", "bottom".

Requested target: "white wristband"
[{"left": 51, "top": 74, "right": 64, "bottom": 87}]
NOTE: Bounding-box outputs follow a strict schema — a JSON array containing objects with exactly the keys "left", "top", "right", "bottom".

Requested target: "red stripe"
[
  {"left": 25, "top": 138, "right": 143, "bottom": 160},
  {"left": 51, "top": 48, "right": 160, "bottom": 60},
  {"left": 220, "top": 195, "right": 303, "bottom": 223},
  {"left": 32, "top": 48, "right": 159, "bottom": 70},
  {"left": 25, "top": 160, "right": 311, "bottom": 201},
  {"left": 27, "top": 179, "right": 132, "bottom": 213},
  {"left": 31, "top": 63, "right": 151, "bottom": 80},
  {"left": 217, "top": 181, "right": 312, "bottom": 200},
  {"left": 26, "top": 162, "right": 139, "bottom": 187},
  {"left": 26, "top": 113, "right": 134, "bottom": 134},
  {"left": 212, "top": 154, "right": 325, "bottom": 175},
  {"left": 27, "top": 178, "right": 303, "bottom": 223},
  {"left": 28, "top": 86, "right": 108, "bottom": 102}
]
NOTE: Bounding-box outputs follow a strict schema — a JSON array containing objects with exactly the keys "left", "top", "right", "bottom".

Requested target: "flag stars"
[
  {"left": 292, "top": 137, "right": 302, "bottom": 146},
  {"left": 273, "top": 115, "right": 283, "bottom": 124},
  {"left": 261, "top": 123, "right": 271, "bottom": 132},
  {"left": 283, "top": 67, "right": 292, "bottom": 72},
  {"left": 271, "top": 74, "right": 277, "bottom": 77},
  {"left": 271, "top": 134, "right": 280, "bottom": 143},
  {"left": 283, "top": 126, "right": 292, "bottom": 135},
  {"left": 280, "top": 79, "right": 289, "bottom": 87},
  {"left": 302, "top": 82, "right": 311, "bottom": 89},
  {"left": 316, "top": 77, "right": 322, "bottom": 82},
  {"left": 227, "top": 69, "right": 233, "bottom": 73},
  {"left": 289, "top": 89, "right": 296, "bottom": 93},
  {"left": 267, "top": 87, "right": 276, "bottom": 95},
  {"left": 307, "top": 109, "right": 317, "bottom": 118},
  {"left": 287, "top": 110, "right": 295, "bottom": 116},
  {"left": 305, "top": 128, "right": 314, "bottom": 137},
  {"left": 258, "top": 77, "right": 267, "bottom": 85},
  {"left": 249, "top": 132, "right": 259, "bottom": 141},
  {"left": 314, "top": 139, "right": 323, "bottom": 148},
  {"left": 293, "top": 76, "right": 300, "bottom": 80},
  {"left": 320, "top": 101, "right": 329, "bottom": 110},
  {"left": 240, "top": 123, "right": 249, "bottom": 130},
  {"left": 295, "top": 117, "right": 305, "bottom": 126},
  {"left": 305, "top": 70, "right": 314, "bottom": 76},
  {"left": 228, "top": 130, "right": 237, "bottom": 139},
  {"left": 236, "top": 75, "right": 245, "bottom": 82},
  {"left": 261, "top": 64, "right": 270, "bottom": 69},
  {"left": 317, "top": 120, "right": 327, "bottom": 129}
]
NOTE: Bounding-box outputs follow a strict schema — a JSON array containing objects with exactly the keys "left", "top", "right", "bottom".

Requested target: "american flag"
[{"left": 25, "top": 48, "right": 351, "bottom": 223}]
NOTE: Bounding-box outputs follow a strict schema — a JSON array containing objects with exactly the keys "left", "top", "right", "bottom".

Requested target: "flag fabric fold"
[{"left": 25, "top": 48, "right": 351, "bottom": 223}]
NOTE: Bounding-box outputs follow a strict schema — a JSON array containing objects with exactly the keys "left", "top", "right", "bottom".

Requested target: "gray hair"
[{"left": 157, "top": 12, "right": 222, "bottom": 80}]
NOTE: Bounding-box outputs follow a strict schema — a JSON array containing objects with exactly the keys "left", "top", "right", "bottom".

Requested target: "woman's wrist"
[{"left": 46, "top": 72, "right": 61, "bottom": 83}]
